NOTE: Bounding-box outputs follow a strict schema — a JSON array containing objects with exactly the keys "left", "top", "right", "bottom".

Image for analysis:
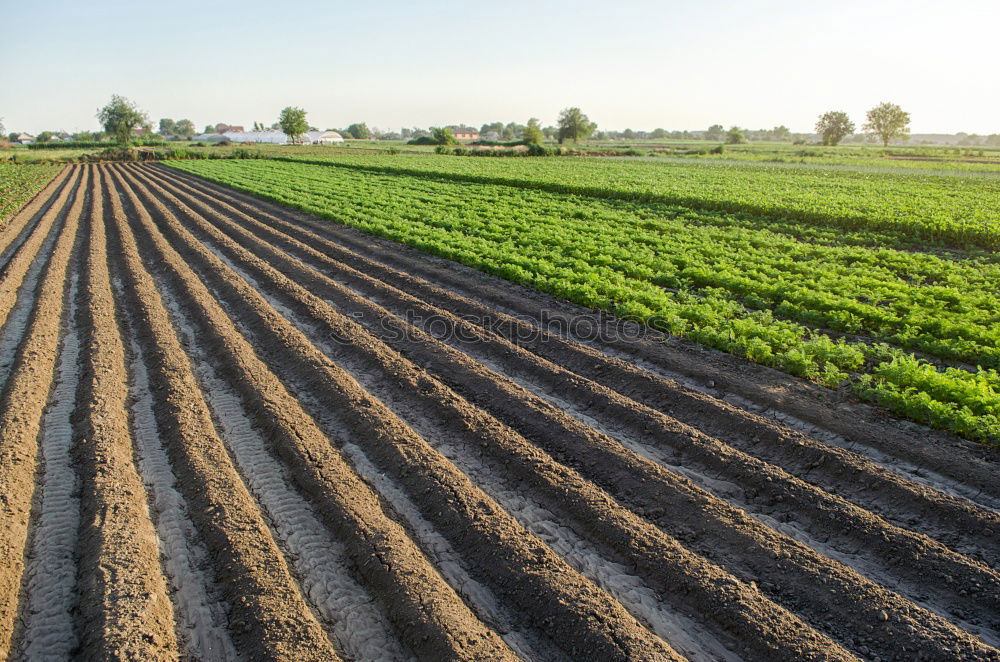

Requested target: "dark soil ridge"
[
  {"left": 126, "top": 164, "right": 996, "bottom": 660},
  {"left": 124, "top": 165, "right": 856, "bottom": 661},
  {"left": 104, "top": 166, "right": 341, "bottom": 662},
  {"left": 106, "top": 166, "right": 520, "bottom": 662},
  {"left": 0, "top": 165, "right": 84, "bottom": 659},
  {"left": 113, "top": 164, "right": 691, "bottom": 662},
  {"left": 5, "top": 162, "right": 996, "bottom": 660},
  {"left": 152, "top": 164, "right": 1000, "bottom": 506},
  {"left": 132, "top": 163, "right": 1000, "bottom": 647},
  {"left": 144, "top": 165, "right": 1000, "bottom": 563},
  {"left": 73, "top": 165, "right": 180, "bottom": 660}
]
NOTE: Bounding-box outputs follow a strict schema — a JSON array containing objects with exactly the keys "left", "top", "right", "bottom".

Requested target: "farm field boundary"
[{"left": 0, "top": 162, "right": 995, "bottom": 659}]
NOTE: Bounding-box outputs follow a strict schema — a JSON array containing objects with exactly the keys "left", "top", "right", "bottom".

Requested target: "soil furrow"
[
  {"left": 71, "top": 165, "right": 181, "bottom": 661},
  {"left": 140, "top": 164, "right": 998, "bottom": 569},
  {"left": 162, "top": 289, "right": 415, "bottom": 662},
  {"left": 150, "top": 163, "right": 999, "bottom": 540},
  {"left": 122, "top": 164, "right": 864, "bottom": 662},
  {"left": 198, "top": 236, "right": 739, "bottom": 662},
  {"left": 14, "top": 272, "right": 81, "bottom": 660},
  {"left": 152, "top": 164, "right": 1000, "bottom": 506},
  {"left": 126, "top": 336, "right": 239, "bottom": 662},
  {"left": 136, "top": 163, "right": 1000, "bottom": 656},
  {"left": 3, "top": 137, "right": 994, "bottom": 660},
  {"left": 112, "top": 164, "right": 690, "bottom": 661},
  {"left": 105, "top": 165, "right": 520, "bottom": 662},
  {"left": 102, "top": 166, "right": 341, "bottom": 662},
  {"left": 0, "top": 164, "right": 84, "bottom": 660}
]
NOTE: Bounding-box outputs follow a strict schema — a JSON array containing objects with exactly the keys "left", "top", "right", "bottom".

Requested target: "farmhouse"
[
  {"left": 14, "top": 133, "right": 35, "bottom": 144},
  {"left": 449, "top": 126, "right": 480, "bottom": 141},
  {"left": 216, "top": 124, "right": 245, "bottom": 134}
]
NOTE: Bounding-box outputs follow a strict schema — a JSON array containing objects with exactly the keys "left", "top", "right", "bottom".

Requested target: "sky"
[{"left": 2, "top": 0, "right": 998, "bottom": 135}]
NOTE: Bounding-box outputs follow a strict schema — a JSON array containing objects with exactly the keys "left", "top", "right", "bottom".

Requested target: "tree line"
[{"left": 6, "top": 96, "right": 998, "bottom": 149}]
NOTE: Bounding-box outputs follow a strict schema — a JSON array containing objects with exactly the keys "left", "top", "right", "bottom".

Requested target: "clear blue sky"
[{"left": 2, "top": 0, "right": 997, "bottom": 135}]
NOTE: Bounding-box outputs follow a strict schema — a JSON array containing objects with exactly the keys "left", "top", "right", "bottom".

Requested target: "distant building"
[
  {"left": 216, "top": 124, "right": 245, "bottom": 134},
  {"left": 15, "top": 133, "right": 35, "bottom": 144},
  {"left": 191, "top": 133, "right": 231, "bottom": 143},
  {"left": 448, "top": 126, "right": 480, "bottom": 141},
  {"left": 483, "top": 131, "right": 502, "bottom": 142},
  {"left": 307, "top": 130, "right": 344, "bottom": 144}
]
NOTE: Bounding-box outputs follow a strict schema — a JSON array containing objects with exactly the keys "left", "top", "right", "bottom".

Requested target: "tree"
[
  {"left": 523, "top": 118, "right": 544, "bottom": 145},
  {"left": 431, "top": 126, "right": 457, "bottom": 145},
  {"left": 725, "top": 126, "right": 747, "bottom": 144},
  {"left": 0, "top": 118, "right": 5, "bottom": 138},
  {"left": 704, "top": 124, "right": 724, "bottom": 141},
  {"left": 815, "top": 111, "right": 854, "bottom": 146},
  {"left": 771, "top": 125, "right": 792, "bottom": 141},
  {"left": 651, "top": 128, "right": 668, "bottom": 139},
  {"left": 863, "top": 102, "right": 910, "bottom": 146},
  {"left": 97, "top": 95, "right": 149, "bottom": 145},
  {"left": 36, "top": 131, "right": 55, "bottom": 143},
  {"left": 557, "top": 107, "right": 596, "bottom": 143},
  {"left": 7, "top": 132, "right": 17, "bottom": 143},
  {"left": 173, "top": 119, "right": 195, "bottom": 140},
  {"left": 480, "top": 121, "right": 504, "bottom": 136},
  {"left": 158, "top": 118, "right": 176, "bottom": 136},
  {"left": 502, "top": 122, "right": 525, "bottom": 140},
  {"left": 622, "top": 128, "right": 636, "bottom": 140},
  {"left": 345, "top": 122, "right": 370, "bottom": 139},
  {"left": 278, "top": 106, "right": 309, "bottom": 143}
]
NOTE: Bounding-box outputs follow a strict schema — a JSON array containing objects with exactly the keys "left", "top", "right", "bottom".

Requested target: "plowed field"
[{"left": 0, "top": 163, "right": 996, "bottom": 661}]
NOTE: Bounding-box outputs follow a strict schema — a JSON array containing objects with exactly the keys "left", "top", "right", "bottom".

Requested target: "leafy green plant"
[{"left": 167, "top": 156, "right": 1000, "bottom": 444}]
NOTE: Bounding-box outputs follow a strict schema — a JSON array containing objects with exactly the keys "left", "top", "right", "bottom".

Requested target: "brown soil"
[
  {"left": 73, "top": 165, "right": 179, "bottom": 660},
  {"left": 0, "top": 162, "right": 996, "bottom": 661}
]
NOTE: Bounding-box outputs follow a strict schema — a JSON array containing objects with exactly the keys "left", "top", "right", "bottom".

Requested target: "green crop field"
[
  {"left": 167, "top": 155, "right": 1000, "bottom": 444},
  {"left": 0, "top": 162, "right": 62, "bottom": 226}
]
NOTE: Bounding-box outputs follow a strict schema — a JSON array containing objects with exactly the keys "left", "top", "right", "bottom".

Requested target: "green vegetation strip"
[
  {"left": 271, "top": 152, "right": 1000, "bottom": 251},
  {"left": 0, "top": 163, "right": 62, "bottom": 226},
  {"left": 166, "top": 159, "right": 1000, "bottom": 444}
]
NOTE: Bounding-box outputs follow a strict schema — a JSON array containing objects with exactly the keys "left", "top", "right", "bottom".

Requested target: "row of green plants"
[
  {"left": 267, "top": 152, "right": 1000, "bottom": 251},
  {"left": 433, "top": 144, "right": 659, "bottom": 157},
  {"left": 0, "top": 163, "right": 62, "bottom": 224},
  {"left": 167, "top": 159, "right": 1000, "bottom": 444},
  {"left": 25, "top": 138, "right": 167, "bottom": 150},
  {"left": 81, "top": 146, "right": 264, "bottom": 162}
]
